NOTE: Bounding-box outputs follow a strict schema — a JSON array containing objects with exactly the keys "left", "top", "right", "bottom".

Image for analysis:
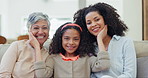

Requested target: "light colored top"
[
  {"left": 91, "top": 35, "right": 137, "bottom": 78},
  {"left": 0, "top": 40, "right": 49, "bottom": 78},
  {"left": 34, "top": 51, "right": 110, "bottom": 78}
]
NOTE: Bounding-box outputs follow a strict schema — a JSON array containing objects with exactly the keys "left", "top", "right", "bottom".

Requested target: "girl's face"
[
  {"left": 30, "top": 20, "right": 49, "bottom": 46},
  {"left": 85, "top": 11, "right": 105, "bottom": 36},
  {"left": 62, "top": 28, "right": 80, "bottom": 57}
]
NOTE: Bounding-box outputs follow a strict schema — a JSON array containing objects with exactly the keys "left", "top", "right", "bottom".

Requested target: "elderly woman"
[{"left": 0, "top": 12, "right": 50, "bottom": 78}]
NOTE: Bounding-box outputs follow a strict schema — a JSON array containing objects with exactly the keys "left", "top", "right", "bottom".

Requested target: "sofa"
[{"left": 0, "top": 41, "right": 148, "bottom": 78}]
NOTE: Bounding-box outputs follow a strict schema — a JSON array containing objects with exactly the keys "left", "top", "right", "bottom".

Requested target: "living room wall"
[{"left": 0, "top": 0, "right": 142, "bottom": 41}]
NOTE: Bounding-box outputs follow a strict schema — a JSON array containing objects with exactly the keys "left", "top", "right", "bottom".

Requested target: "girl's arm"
[
  {"left": 34, "top": 56, "right": 54, "bottom": 77},
  {"left": 0, "top": 41, "right": 18, "bottom": 77},
  {"left": 89, "top": 51, "right": 110, "bottom": 72}
]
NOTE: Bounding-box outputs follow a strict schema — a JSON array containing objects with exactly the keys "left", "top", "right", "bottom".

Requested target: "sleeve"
[
  {"left": 90, "top": 51, "right": 110, "bottom": 72},
  {"left": 118, "top": 39, "right": 137, "bottom": 78},
  {"left": 34, "top": 55, "right": 54, "bottom": 78},
  {"left": 0, "top": 41, "right": 19, "bottom": 78}
]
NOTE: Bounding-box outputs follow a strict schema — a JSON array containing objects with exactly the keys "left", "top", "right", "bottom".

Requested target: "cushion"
[{"left": 137, "top": 56, "right": 148, "bottom": 78}]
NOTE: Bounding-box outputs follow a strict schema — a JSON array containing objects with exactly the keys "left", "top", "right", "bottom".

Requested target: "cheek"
[
  {"left": 45, "top": 31, "right": 49, "bottom": 36},
  {"left": 62, "top": 39, "right": 65, "bottom": 45},
  {"left": 87, "top": 26, "right": 91, "bottom": 32},
  {"left": 30, "top": 31, "right": 36, "bottom": 36},
  {"left": 76, "top": 41, "right": 80, "bottom": 46}
]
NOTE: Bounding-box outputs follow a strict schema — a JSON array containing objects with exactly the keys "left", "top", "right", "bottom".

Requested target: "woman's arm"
[
  {"left": 29, "top": 32, "right": 53, "bottom": 77},
  {"left": 97, "top": 25, "right": 107, "bottom": 51},
  {"left": 0, "top": 41, "right": 18, "bottom": 77},
  {"left": 118, "top": 39, "right": 136, "bottom": 78},
  {"left": 90, "top": 25, "right": 110, "bottom": 72}
]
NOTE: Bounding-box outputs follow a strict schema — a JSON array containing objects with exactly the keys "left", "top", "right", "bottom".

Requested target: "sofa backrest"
[
  {"left": 0, "top": 41, "right": 148, "bottom": 61},
  {"left": 0, "top": 44, "right": 10, "bottom": 62},
  {"left": 134, "top": 41, "right": 148, "bottom": 58}
]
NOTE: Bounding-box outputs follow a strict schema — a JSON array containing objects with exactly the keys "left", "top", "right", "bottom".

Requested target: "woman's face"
[
  {"left": 85, "top": 11, "right": 105, "bottom": 36},
  {"left": 62, "top": 29, "right": 80, "bottom": 57},
  {"left": 30, "top": 20, "right": 49, "bottom": 45}
]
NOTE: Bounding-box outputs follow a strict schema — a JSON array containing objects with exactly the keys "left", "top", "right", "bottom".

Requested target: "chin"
[{"left": 38, "top": 41, "right": 45, "bottom": 45}]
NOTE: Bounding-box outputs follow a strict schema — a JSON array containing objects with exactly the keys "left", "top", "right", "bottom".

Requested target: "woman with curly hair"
[
  {"left": 73, "top": 2, "right": 136, "bottom": 78},
  {"left": 35, "top": 22, "right": 110, "bottom": 78}
]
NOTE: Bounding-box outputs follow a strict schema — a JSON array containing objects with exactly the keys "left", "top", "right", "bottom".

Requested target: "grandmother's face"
[{"left": 30, "top": 20, "right": 49, "bottom": 46}]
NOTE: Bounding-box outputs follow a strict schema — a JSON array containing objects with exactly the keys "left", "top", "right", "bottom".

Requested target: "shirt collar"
[
  {"left": 60, "top": 53, "right": 79, "bottom": 61},
  {"left": 112, "top": 35, "right": 121, "bottom": 41}
]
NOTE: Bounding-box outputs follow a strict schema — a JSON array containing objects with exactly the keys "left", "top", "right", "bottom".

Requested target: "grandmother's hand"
[{"left": 29, "top": 32, "right": 40, "bottom": 49}]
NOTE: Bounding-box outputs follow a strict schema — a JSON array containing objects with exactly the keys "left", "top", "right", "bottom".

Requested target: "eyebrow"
[
  {"left": 94, "top": 16, "right": 98, "bottom": 19},
  {"left": 32, "top": 25, "right": 48, "bottom": 27}
]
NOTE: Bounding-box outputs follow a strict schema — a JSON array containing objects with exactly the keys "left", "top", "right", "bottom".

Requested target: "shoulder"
[
  {"left": 10, "top": 40, "right": 28, "bottom": 47},
  {"left": 112, "top": 35, "right": 133, "bottom": 43},
  {"left": 48, "top": 54, "right": 59, "bottom": 58},
  {"left": 11, "top": 40, "right": 28, "bottom": 45}
]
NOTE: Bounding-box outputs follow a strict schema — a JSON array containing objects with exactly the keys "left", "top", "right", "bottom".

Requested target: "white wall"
[
  {"left": 0, "top": 0, "right": 143, "bottom": 41},
  {"left": 1, "top": 0, "right": 78, "bottom": 39},
  {"left": 122, "top": 0, "right": 142, "bottom": 41},
  {"left": 86, "top": 0, "right": 142, "bottom": 41},
  {"left": 0, "top": 0, "right": 8, "bottom": 37}
]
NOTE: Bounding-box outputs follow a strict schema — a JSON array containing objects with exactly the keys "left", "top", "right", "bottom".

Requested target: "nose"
[
  {"left": 38, "top": 28, "right": 44, "bottom": 34},
  {"left": 69, "top": 39, "right": 74, "bottom": 45},
  {"left": 92, "top": 21, "right": 97, "bottom": 27}
]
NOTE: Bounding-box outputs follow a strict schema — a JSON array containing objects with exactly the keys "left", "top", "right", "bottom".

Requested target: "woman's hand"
[
  {"left": 97, "top": 25, "right": 108, "bottom": 41},
  {"left": 96, "top": 25, "right": 108, "bottom": 51},
  {"left": 29, "top": 32, "right": 40, "bottom": 49},
  {"left": 29, "top": 32, "right": 42, "bottom": 61}
]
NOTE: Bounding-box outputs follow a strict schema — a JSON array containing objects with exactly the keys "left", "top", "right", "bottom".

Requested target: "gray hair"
[{"left": 27, "top": 12, "right": 50, "bottom": 30}]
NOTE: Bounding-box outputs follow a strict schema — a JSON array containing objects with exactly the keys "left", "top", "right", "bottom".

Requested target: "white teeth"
[
  {"left": 93, "top": 28, "right": 99, "bottom": 32},
  {"left": 67, "top": 46, "right": 74, "bottom": 49},
  {"left": 37, "top": 36, "right": 44, "bottom": 39}
]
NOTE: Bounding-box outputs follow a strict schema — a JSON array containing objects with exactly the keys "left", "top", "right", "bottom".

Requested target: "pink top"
[{"left": 59, "top": 53, "right": 79, "bottom": 61}]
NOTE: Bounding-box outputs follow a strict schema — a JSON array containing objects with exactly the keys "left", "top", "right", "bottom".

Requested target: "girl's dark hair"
[
  {"left": 73, "top": 2, "right": 128, "bottom": 43},
  {"left": 49, "top": 22, "right": 96, "bottom": 57}
]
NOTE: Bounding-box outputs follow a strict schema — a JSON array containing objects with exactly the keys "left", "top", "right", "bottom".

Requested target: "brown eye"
[
  {"left": 86, "top": 21, "right": 91, "bottom": 25},
  {"left": 33, "top": 27, "right": 39, "bottom": 30},
  {"left": 64, "top": 37, "right": 69, "bottom": 40},
  {"left": 42, "top": 27, "right": 48, "bottom": 29},
  {"left": 95, "top": 18, "right": 100, "bottom": 21}
]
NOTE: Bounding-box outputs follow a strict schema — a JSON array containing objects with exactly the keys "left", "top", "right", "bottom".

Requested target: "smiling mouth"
[
  {"left": 92, "top": 27, "right": 100, "bottom": 32},
  {"left": 67, "top": 46, "right": 76, "bottom": 50},
  {"left": 36, "top": 36, "right": 44, "bottom": 39}
]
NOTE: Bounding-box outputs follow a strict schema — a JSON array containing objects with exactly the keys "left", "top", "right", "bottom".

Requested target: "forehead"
[
  {"left": 34, "top": 20, "right": 48, "bottom": 25},
  {"left": 85, "top": 11, "right": 101, "bottom": 19},
  {"left": 31, "top": 20, "right": 49, "bottom": 27},
  {"left": 63, "top": 29, "right": 80, "bottom": 37}
]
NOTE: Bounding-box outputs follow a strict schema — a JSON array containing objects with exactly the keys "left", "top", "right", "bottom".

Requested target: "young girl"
[{"left": 34, "top": 22, "right": 110, "bottom": 78}]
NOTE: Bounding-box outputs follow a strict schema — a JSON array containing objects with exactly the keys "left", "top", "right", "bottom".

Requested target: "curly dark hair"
[
  {"left": 49, "top": 22, "right": 96, "bottom": 57},
  {"left": 73, "top": 2, "right": 128, "bottom": 43}
]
